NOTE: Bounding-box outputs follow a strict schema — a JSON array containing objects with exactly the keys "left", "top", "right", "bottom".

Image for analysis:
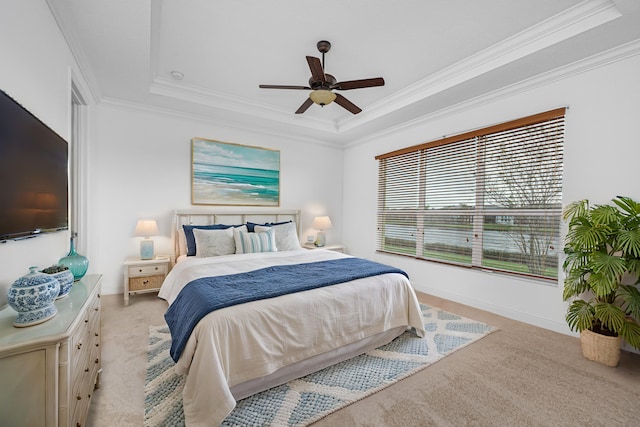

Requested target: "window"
[{"left": 376, "top": 108, "right": 565, "bottom": 281}]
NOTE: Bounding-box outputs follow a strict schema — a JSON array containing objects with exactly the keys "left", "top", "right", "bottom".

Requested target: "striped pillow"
[{"left": 234, "top": 227, "right": 277, "bottom": 254}]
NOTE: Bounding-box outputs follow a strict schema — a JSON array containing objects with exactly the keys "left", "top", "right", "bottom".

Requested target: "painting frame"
[{"left": 191, "top": 138, "right": 280, "bottom": 206}]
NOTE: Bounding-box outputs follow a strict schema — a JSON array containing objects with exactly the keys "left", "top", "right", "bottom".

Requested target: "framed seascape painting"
[{"left": 191, "top": 138, "right": 280, "bottom": 206}]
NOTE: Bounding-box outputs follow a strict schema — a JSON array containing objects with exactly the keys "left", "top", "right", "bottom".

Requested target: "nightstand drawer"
[
  {"left": 129, "top": 274, "right": 164, "bottom": 291},
  {"left": 128, "top": 264, "right": 167, "bottom": 277}
]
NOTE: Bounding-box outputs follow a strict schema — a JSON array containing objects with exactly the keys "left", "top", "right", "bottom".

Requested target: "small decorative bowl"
[
  {"left": 43, "top": 268, "right": 74, "bottom": 299},
  {"left": 7, "top": 267, "right": 60, "bottom": 327}
]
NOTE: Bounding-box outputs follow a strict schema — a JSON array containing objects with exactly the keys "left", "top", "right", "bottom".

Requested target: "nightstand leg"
[{"left": 124, "top": 269, "right": 129, "bottom": 306}]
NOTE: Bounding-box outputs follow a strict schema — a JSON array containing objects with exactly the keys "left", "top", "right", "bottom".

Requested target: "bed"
[{"left": 158, "top": 209, "right": 425, "bottom": 426}]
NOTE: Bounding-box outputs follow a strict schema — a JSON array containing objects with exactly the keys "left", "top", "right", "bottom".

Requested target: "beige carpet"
[{"left": 88, "top": 292, "right": 640, "bottom": 426}]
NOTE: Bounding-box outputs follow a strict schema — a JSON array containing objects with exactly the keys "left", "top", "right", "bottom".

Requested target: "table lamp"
[
  {"left": 312, "top": 216, "right": 333, "bottom": 247},
  {"left": 135, "top": 219, "right": 159, "bottom": 260}
]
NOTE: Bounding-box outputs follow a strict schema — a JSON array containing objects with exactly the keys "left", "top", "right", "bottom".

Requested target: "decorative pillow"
[
  {"left": 183, "top": 224, "right": 241, "bottom": 256},
  {"left": 255, "top": 221, "right": 301, "bottom": 251},
  {"left": 246, "top": 220, "right": 292, "bottom": 232},
  {"left": 193, "top": 227, "right": 236, "bottom": 257},
  {"left": 234, "top": 227, "right": 277, "bottom": 254}
]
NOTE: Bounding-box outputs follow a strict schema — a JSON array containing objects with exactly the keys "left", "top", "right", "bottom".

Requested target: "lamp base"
[
  {"left": 314, "top": 232, "right": 326, "bottom": 247},
  {"left": 140, "top": 239, "right": 154, "bottom": 260}
]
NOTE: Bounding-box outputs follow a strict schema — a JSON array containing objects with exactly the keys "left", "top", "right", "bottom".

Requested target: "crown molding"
[
  {"left": 338, "top": 0, "right": 621, "bottom": 134},
  {"left": 149, "top": 77, "right": 338, "bottom": 134},
  {"left": 99, "top": 97, "right": 344, "bottom": 149},
  {"left": 46, "top": 0, "right": 102, "bottom": 104},
  {"left": 344, "top": 38, "right": 640, "bottom": 149}
]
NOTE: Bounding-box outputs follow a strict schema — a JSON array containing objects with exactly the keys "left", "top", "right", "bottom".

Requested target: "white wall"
[
  {"left": 343, "top": 51, "right": 640, "bottom": 336},
  {"left": 87, "top": 103, "right": 344, "bottom": 295},
  {"left": 0, "top": 0, "right": 84, "bottom": 306}
]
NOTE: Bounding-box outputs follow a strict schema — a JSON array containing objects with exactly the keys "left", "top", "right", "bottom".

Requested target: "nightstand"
[
  {"left": 303, "top": 243, "right": 346, "bottom": 253},
  {"left": 123, "top": 256, "right": 170, "bottom": 306}
]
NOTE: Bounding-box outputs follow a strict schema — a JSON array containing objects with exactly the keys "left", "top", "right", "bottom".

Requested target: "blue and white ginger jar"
[
  {"left": 48, "top": 269, "right": 74, "bottom": 299},
  {"left": 7, "top": 266, "right": 60, "bottom": 327}
]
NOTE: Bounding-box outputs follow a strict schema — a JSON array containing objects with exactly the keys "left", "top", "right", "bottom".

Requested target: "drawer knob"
[
  {"left": 143, "top": 280, "right": 149, "bottom": 285},
  {"left": 95, "top": 358, "right": 99, "bottom": 364},
  {"left": 154, "top": 267, "right": 159, "bottom": 270},
  {"left": 77, "top": 395, "right": 82, "bottom": 401},
  {"left": 94, "top": 307, "right": 99, "bottom": 311},
  {"left": 138, "top": 269, "right": 143, "bottom": 272},
  {"left": 77, "top": 343, "right": 82, "bottom": 350},
  {"left": 84, "top": 368, "right": 89, "bottom": 373}
]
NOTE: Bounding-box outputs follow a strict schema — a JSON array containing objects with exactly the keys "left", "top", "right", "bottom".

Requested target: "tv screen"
[{"left": 0, "top": 89, "right": 69, "bottom": 241}]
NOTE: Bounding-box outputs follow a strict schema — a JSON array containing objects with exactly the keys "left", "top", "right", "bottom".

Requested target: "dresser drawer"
[
  {"left": 129, "top": 274, "right": 164, "bottom": 291},
  {"left": 128, "top": 264, "right": 167, "bottom": 277}
]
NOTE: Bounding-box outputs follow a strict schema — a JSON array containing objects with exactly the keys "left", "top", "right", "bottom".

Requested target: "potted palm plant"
[{"left": 562, "top": 196, "right": 640, "bottom": 366}]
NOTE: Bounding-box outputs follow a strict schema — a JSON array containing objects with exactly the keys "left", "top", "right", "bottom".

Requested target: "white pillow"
[
  {"left": 193, "top": 226, "right": 243, "bottom": 257},
  {"left": 255, "top": 222, "right": 301, "bottom": 251},
  {"left": 234, "top": 227, "right": 277, "bottom": 254}
]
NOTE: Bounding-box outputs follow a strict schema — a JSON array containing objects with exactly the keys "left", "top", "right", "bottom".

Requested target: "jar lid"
[{"left": 11, "top": 266, "right": 58, "bottom": 288}]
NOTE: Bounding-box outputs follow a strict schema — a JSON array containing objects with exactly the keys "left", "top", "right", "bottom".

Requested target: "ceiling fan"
[{"left": 259, "top": 40, "right": 385, "bottom": 115}]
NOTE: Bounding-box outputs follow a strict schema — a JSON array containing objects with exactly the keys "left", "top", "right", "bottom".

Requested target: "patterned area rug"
[{"left": 144, "top": 304, "right": 494, "bottom": 426}]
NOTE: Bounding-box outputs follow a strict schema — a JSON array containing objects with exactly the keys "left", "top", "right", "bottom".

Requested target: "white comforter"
[{"left": 158, "top": 249, "right": 425, "bottom": 427}]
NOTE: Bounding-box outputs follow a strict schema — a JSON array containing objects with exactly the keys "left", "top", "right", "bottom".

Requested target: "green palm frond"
[
  {"left": 562, "top": 249, "right": 590, "bottom": 272},
  {"left": 619, "top": 319, "right": 640, "bottom": 350},
  {"left": 587, "top": 272, "right": 618, "bottom": 298},
  {"left": 591, "top": 251, "right": 627, "bottom": 282},
  {"left": 618, "top": 285, "right": 640, "bottom": 319},
  {"left": 627, "top": 258, "right": 640, "bottom": 279},
  {"left": 563, "top": 275, "right": 590, "bottom": 300},
  {"left": 566, "top": 300, "right": 595, "bottom": 332},
  {"left": 565, "top": 220, "right": 608, "bottom": 251},
  {"left": 593, "top": 302, "right": 626, "bottom": 332},
  {"left": 612, "top": 196, "right": 640, "bottom": 217},
  {"left": 591, "top": 205, "right": 620, "bottom": 226},
  {"left": 617, "top": 229, "right": 640, "bottom": 258},
  {"left": 563, "top": 199, "right": 589, "bottom": 222}
]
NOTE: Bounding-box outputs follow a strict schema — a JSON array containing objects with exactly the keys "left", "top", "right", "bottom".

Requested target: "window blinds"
[{"left": 376, "top": 108, "right": 565, "bottom": 280}]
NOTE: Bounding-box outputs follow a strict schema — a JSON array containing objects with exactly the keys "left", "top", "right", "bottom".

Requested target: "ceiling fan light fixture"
[{"left": 309, "top": 90, "right": 336, "bottom": 106}]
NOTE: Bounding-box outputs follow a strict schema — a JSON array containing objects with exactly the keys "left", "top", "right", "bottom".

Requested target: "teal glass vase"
[{"left": 59, "top": 234, "right": 89, "bottom": 281}]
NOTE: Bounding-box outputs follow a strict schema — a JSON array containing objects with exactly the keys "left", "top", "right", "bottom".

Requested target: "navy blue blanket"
[{"left": 165, "top": 257, "right": 408, "bottom": 362}]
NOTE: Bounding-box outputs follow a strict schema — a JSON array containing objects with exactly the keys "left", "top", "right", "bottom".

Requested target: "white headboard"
[{"left": 171, "top": 209, "right": 301, "bottom": 263}]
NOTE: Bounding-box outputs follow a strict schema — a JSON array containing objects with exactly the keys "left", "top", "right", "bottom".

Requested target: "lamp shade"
[
  {"left": 311, "top": 216, "right": 333, "bottom": 231},
  {"left": 309, "top": 90, "right": 336, "bottom": 106},
  {"left": 134, "top": 219, "right": 159, "bottom": 237}
]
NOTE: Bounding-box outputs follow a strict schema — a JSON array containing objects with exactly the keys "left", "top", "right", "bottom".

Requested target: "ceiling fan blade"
[
  {"left": 259, "top": 84, "right": 311, "bottom": 90},
  {"left": 333, "top": 77, "right": 385, "bottom": 90},
  {"left": 295, "top": 97, "right": 314, "bottom": 114},
  {"left": 306, "top": 56, "right": 326, "bottom": 83},
  {"left": 334, "top": 94, "right": 362, "bottom": 114}
]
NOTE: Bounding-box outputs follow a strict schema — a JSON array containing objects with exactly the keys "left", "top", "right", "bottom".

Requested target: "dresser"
[{"left": 0, "top": 274, "right": 102, "bottom": 427}]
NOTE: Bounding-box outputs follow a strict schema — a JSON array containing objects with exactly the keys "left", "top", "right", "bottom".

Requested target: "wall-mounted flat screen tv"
[{"left": 0, "top": 89, "right": 69, "bottom": 241}]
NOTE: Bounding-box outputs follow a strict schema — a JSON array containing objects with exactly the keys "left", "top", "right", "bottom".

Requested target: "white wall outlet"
[{"left": 306, "top": 236, "right": 314, "bottom": 243}]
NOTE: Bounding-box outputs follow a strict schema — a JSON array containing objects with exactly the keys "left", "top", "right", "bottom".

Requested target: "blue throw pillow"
[
  {"left": 183, "top": 224, "right": 238, "bottom": 256},
  {"left": 246, "top": 220, "right": 292, "bottom": 232}
]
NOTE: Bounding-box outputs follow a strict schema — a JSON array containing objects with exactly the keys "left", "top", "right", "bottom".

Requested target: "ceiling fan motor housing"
[{"left": 309, "top": 74, "right": 337, "bottom": 90}]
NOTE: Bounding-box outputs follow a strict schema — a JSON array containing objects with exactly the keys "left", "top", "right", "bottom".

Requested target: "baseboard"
[{"left": 413, "top": 283, "right": 571, "bottom": 335}]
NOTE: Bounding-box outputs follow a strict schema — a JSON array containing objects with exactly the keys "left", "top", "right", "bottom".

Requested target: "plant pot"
[{"left": 580, "top": 329, "right": 622, "bottom": 367}]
